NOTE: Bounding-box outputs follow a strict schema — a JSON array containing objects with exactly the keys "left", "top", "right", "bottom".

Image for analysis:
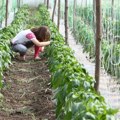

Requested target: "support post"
[{"left": 94, "top": 0, "right": 102, "bottom": 91}]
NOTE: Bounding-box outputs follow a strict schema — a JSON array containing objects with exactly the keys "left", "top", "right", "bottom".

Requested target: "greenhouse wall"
[
  {"left": 0, "top": 0, "right": 20, "bottom": 28},
  {"left": 23, "top": 0, "right": 44, "bottom": 7}
]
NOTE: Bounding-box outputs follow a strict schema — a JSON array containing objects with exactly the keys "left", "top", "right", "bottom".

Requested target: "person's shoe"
[
  {"left": 18, "top": 55, "right": 26, "bottom": 61},
  {"left": 34, "top": 56, "right": 41, "bottom": 60}
]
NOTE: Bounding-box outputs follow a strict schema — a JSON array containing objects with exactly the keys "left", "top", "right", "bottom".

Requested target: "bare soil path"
[{"left": 0, "top": 48, "right": 55, "bottom": 120}]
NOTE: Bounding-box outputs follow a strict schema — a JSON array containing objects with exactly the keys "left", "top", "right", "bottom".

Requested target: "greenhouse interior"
[{"left": 0, "top": 0, "right": 120, "bottom": 119}]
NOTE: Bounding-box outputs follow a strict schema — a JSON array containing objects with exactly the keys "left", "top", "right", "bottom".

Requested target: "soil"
[{"left": 0, "top": 48, "right": 56, "bottom": 120}]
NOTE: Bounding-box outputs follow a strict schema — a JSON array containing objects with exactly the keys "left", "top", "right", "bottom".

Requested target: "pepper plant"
[
  {"left": 0, "top": 5, "right": 30, "bottom": 87},
  {"left": 37, "top": 5, "right": 118, "bottom": 120}
]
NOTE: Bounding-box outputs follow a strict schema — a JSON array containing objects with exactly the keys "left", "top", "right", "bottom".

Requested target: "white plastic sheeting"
[{"left": 23, "top": 0, "right": 44, "bottom": 7}]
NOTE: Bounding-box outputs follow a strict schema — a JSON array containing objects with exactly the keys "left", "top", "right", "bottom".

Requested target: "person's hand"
[
  {"left": 41, "top": 47, "right": 44, "bottom": 52},
  {"left": 47, "top": 41, "right": 51, "bottom": 45},
  {"left": 49, "top": 40, "right": 53, "bottom": 45}
]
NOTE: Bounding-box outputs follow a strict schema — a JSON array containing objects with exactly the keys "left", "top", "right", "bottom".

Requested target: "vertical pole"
[
  {"left": 47, "top": 0, "right": 49, "bottom": 9},
  {"left": 73, "top": 0, "right": 76, "bottom": 33},
  {"left": 17, "top": 0, "right": 20, "bottom": 8},
  {"left": 52, "top": 0, "right": 57, "bottom": 21},
  {"left": 57, "top": 0, "right": 60, "bottom": 30},
  {"left": 94, "top": 0, "right": 102, "bottom": 91},
  {"left": 5, "top": 0, "right": 8, "bottom": 27},
  {"left": 65, "top": 0, "right": 68, "bottom": 44},
  {"left": 93, "top": 0, "right": 96, "bottom": 42},
  {"left": 111, "top": 0, "right": 114, "bottom": 20},
  {"left": 0, "top": 21, "right": 2, "bottom": 28},
  {"left": 93, "top": 0, "right": 96, "bottom": 26},
  {"left": 44, "top": 0, "right": 46, "bottom": 5}
]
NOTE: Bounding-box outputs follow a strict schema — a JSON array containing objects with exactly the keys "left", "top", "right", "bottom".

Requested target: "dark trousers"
[{"left": 11, "top": 41, "right": 34, "bottom": 56}]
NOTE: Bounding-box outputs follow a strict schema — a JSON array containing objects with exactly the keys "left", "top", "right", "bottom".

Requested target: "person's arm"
[{"left": 31, "top": 38, "right": 51, "bottom": 47}]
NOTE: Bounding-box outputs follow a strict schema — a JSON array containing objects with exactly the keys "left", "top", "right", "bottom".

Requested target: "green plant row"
[
  {"left": 0, "top": 4, "right": 118, "bottom": 119},
  {"left": 101, "top": 40, "right": 120, "bottom": 78},
  {"left": 71, "top": 16, "right": 120, "bottom": 78},
  {"left": 0, "top": 5, "right": 30, "bottom": 87},
  {"left": 37, "top": 5, "right": 118, "bottom": 120},
  {"left": 73, "top": 18, "right": 95, "bottom": 59},
  {"left": 68, "top": 5, "right": 120, "bottom": 78}
]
